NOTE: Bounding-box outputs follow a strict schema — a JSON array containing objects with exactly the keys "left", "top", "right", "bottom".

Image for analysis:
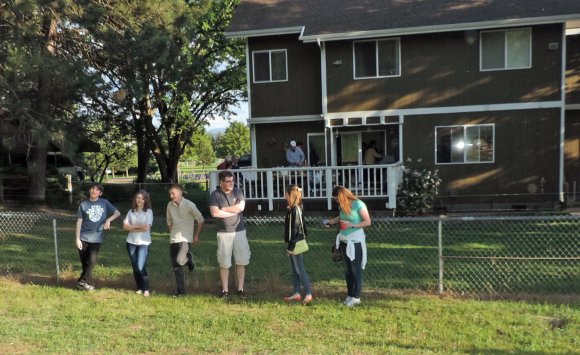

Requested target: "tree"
[
  {"left": 77, "top": 0, "right": 246, "bottom": 183},
  {"left": 215, "top": 121, "right": 250, "bottom": 158},
  {"left": 0, "top": 0, "right": 95, "bottom": 201},
  {"left": 184, "top": 129, "right": 216, "bottom": 171}
]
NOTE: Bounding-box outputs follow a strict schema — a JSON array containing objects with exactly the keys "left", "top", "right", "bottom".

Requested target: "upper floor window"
[
  {"left": 480, "top": 28, "right": 531, "bottom": 71},
  {"left": 252, "top": 49, "right": 287, "bottom": 83},
  {"left": 435, "top": 124, "right": 494, "bottom": 164},
  {"left": 353, "top": 38, "right": 400, "bottom": 79}
]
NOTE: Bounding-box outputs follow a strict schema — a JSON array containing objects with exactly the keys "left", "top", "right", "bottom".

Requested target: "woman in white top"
[{"left": 123, "top": 190, "right": 154, "bottom": 296}]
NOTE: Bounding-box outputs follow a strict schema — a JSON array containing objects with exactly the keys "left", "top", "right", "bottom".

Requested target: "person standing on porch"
[
  {"left": 75, "top": 183, "right": 121, "bottom": 291},
  {"left": 286, "top": 140, "right": 305, "bottom": 166},
  {"left": 364, "top": 140, "right": 382, "bottom": 165},
  {"left": 166, "top": 184, "right": 205, "bottom": 297},
  {"left": 324, "top": 186, "right": 371, "bottom": 307},
  {"left": 209, "top": 170, "right": 251, "bottom": 299}
]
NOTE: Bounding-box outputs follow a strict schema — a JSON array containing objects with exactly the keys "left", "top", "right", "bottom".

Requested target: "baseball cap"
[{"left": 290, "top": 140, "right": 297, "bottom": 147}]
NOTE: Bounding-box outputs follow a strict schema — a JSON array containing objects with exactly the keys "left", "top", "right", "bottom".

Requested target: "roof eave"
[
  {"left": 300, "top": 15, "right": 580, "bottom": 42},
  {"left": 226, "top": 26, "right": 304, "bottom": 39}
]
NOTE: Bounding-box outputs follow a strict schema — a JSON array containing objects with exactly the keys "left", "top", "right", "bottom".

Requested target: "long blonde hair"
[
  {"left": 332, "top": 186, "right": 358, "bottom": 215},
  {"left": 285, "top": 184, "right": 303, "bottom": 209}
]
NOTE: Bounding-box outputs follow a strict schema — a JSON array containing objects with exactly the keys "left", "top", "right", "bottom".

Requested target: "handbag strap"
[
  {"left": 296, "top": 206, "right": 305, "bottom": 239},
  {"left": 289, "top": 206, "right": 305, "bottom": 240}
]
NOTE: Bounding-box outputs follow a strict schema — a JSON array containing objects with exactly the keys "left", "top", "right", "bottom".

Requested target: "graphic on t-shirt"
[{"left": 87, "top": 204, "right": 105, "bottom": 222}]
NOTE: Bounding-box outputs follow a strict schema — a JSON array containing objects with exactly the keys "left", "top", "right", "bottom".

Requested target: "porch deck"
[{"left": 208, "top": 164, "right": 403, "bottom": 211}]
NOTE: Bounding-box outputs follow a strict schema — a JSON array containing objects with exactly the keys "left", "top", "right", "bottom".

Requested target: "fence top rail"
[
  {"left": 2, "top": 210, "right": 580, "bottom": 222},
  {"left": 373, "top": 215, "right": 580, "bottom": 223}
]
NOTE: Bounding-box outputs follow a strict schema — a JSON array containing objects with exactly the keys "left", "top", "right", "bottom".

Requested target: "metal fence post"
[
  {"left": 53, "top": 219, "right": 60, "bottom": 284},
  {"left": 438, "top": 215, "right": 444, "bottom": 294}
]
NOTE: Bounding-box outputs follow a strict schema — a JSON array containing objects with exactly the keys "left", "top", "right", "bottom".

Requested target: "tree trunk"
[
  {"left": 27, "top": 9, "right": 58, "bottom": 202},
  {"left": 27, "top": 140, "right": 48, "bottom": 202},
  {"left": 134, "top": 118, "right": 149, "bottom": 183}
]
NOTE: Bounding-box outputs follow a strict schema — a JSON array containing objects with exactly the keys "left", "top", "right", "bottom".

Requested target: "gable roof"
[{"left": 226, "top": 0, "right": 580, "bottom": 41}]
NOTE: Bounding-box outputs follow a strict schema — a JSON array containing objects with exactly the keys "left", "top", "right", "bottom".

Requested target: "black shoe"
[
  {"left": 237, "top": 289, "right": 247, "bottom": 299},
  {"left": 219, "top": 290, "right": 229, "bottom": 299},
  {"left": 172, "top": 292, "right": 185, "bottom": 298},
  {"left": 186, "top": 252, "right": 195, "bottom": 271}
]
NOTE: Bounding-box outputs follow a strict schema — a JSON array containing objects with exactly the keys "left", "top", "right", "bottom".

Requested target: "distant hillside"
[{"left": 207, "top": 127, "right": 226, "bottom": 138}]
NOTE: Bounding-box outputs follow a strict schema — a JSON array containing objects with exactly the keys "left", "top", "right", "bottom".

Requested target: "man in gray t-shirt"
[
  {"left": 209, "top": 170, "right": 250, "bottom": 298},
  {"left": 75, "top": 183, "right": 120, "bottom": 291}
]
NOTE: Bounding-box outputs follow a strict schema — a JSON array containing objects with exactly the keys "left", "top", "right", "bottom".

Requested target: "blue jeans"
[
  {"left": 289, "top": 253, "right": 312, "bottom": 295},
  {"left": 126, "top": 243, "right": 150, "bottom": 292},
  {"left": 340, "top": 242, "right": 363, "bottom": 298}
]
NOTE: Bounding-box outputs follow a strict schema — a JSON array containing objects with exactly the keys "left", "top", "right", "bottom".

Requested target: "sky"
[{"left": 208, "top": 102, "right": 249, "bottom": 129}]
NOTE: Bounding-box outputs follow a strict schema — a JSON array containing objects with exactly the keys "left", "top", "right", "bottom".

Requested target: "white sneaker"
[
  {"left": 346, "top": 297, "right": 361, "bottom": 307},
  {"left": 343, "top": 296, "right": 352, "bottom": 305}
]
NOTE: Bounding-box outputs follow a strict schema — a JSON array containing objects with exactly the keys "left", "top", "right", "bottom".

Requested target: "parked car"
[{"left": 237, "top": 154, "right": 252, "bottom": 168}]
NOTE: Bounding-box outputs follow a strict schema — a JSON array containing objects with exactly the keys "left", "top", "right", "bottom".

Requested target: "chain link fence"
[{"left": 0, "top": 211, "right": 578, "bottom": 295}]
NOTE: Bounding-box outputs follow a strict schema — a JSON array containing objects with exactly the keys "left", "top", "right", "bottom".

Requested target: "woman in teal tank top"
[{"left": 324, "top": 186, "right": 371, "bottom": 307}]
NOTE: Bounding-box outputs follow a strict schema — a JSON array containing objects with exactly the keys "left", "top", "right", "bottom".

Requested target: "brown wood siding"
[
  {"left": 566, "top": 35, "right": 580, "bottom": 104},
  {"left": 403, "top": 109, "right": 560, "bottom": 198},
  {"left": 565, "top": 109, "right": 580, "bottom": 191},
  {"left": 249, "top": 35, "right": 322, "bottom": 118},
  {"left": 326, "top": 24, "right": 563, "bottom": 112},
  {"left": 254, "top": 121, "right": 325, "bottom": 168}
]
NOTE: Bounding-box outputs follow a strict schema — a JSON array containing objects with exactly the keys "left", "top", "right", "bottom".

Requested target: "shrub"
[{"left": 397, "top": 158, "right": 442, "bottom": 214}]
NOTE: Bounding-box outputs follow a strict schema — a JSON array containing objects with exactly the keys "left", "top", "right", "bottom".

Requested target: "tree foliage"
[
  {"left": 215, "top": 121, "right": 250, "bottom": 158},
  {"left": 0, "top": 0, "right": 97, "bottom": 200},
  {"left": 183, "top": 129, "right": 216, "bottom": 170},
  {"left": 75, "top": 0, "right": 246, "bottom": 183}
]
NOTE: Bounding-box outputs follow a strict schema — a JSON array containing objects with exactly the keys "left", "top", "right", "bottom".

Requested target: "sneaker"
[
  {"left": 172, "top": 292, "right": 185, "bottom": 298},
  {"left": 143, "top": 290, "right": 150, "bottom": 297},
  {"left": 219, "top": 290, "right": 229, "bottom": 299},
  {"left": 343, "top": 296, "right": 352, "bottom": 305},
  {"left": 77, "top": 281, "right": 95, "bottom": 291},
  {"left": 284, "top": 293, "right": 302, "bottom": 302},
  {"left": 346, "top": 297, "right": 361, "bottom": 307},
  {"left": 186, "top": 253, "right": 195, "bottom": 271},
  {"left": 237, "top": 289, "right": 247, "bottom": 300},
  {"left": 135, "top": 290, "right": 143, "bottom": 295},
  {"left": 302, "top": 294, "right": 313, "bottom": 305}
]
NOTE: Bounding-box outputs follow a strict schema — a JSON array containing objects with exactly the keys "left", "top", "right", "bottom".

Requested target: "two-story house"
[{"left": 226, "top": 0, "right": 580, "bottom": 211}]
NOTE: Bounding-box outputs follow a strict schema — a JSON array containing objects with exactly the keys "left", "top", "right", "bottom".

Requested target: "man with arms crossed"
[
  {"left": 167, "top": 184, "right": 205, "bottom": 297},
  {"left": 209, "top": 170, "right": 250, "bottom": 298}
]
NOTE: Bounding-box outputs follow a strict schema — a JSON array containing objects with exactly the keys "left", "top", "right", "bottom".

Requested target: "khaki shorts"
[{"left": 216, "top": 230, "right": 251, "bottom": 268}]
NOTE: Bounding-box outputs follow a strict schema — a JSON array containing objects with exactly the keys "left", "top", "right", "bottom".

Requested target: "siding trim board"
[
  {"left": 324, "top": 101, "right": 562, "bottom": 127},
  {"left": 300, "top": 17, "right": 577, "bottom": 42},
  {"left": 249, "top": 114, "right": 322, "bottom": 125},
  {"left": 226, "top": 26, "right": 304, "bottom": 39}
]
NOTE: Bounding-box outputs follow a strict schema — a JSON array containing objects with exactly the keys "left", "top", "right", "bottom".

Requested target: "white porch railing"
[{"left": 209, "top": 164, "right": 403, "bottom": 211}]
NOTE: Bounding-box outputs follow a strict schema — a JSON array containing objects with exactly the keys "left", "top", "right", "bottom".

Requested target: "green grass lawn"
[{"left": 0, "top": 278, "right": 577, "bottom": 353}]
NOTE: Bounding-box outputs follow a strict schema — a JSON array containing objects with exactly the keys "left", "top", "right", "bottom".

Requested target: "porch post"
[
  {"left": 325, "top": 167, "right": 333, "bottom": 210},
  {"left": 387, "top": 165, "right": 402, "bottom": 209},
  {"left": 267, "top": 170, "right": 274, "bottom": 211}
]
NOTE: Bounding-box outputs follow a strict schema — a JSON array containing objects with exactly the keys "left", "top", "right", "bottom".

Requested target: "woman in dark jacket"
[{"left": 283, "top": 185, "right": 313, "bottom": 305}]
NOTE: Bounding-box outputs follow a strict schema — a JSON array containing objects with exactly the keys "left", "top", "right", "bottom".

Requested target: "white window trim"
[
  {"left": 252, "top": 49, "right": 288, "bottom": 83},
  {"left": 353, "top": 38, "right": 401, "bottom": 80},
  {"left": 434, "top": 124, "right": 495, "bottom": 165},
  {"left": 479, "top": 28, "right": 532, "bottom": 72}
]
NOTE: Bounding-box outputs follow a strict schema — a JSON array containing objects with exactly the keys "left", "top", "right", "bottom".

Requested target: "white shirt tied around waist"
[{"left": 335, "top": 229, "right": 367, "bottom": 269}]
